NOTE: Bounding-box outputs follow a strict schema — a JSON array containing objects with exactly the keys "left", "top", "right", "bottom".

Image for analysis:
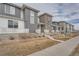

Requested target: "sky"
[{"left": 16, "top": 3, "right": 79, "bottom": 30}]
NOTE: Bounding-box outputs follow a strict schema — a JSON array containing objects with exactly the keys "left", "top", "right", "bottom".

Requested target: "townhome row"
[
  {"left": 0, "top": 3, "right": 74, "bottom": 34},
  {"left": 52, "top": 21, "right": 74, "bottom": 34}
]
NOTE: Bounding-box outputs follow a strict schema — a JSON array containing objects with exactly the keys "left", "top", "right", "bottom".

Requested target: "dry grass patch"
[
  {"left": 53, "top": 34, "right": 70, "bottom": 41},
  {"left": 53, "top": 33, "right": 79, "bottom": 41},
  {"left": 0, "top": 37, "right": 59, "bottom": 56}
]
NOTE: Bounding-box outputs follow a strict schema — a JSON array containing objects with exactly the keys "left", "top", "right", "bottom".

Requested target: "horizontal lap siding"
[{"left": 0, "top": 17, "right": 25, "bottom": 34}]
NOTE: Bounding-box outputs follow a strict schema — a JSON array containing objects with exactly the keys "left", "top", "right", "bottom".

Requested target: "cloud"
[
  {"left": 74, "top": 23, "right": 79, "bottom": 30},
  {"left": 68, "top": 19, "right": 79, "bottom": 24}
]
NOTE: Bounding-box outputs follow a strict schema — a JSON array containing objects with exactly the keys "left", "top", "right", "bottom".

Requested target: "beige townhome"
[
  {"left": 59, "top": 21, "right": 74, "bottom": 34},
  {"left": 37, "top": 13, "right": 53, "bottom": 34},
  {"left": 52, "top": 21, "right": 74, "bottom": 34},
  {"left": 51, "top": 21, "right": 62, "bottom": 34}
]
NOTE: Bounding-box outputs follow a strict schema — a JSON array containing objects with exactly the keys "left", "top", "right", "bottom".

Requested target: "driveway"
[{"left": 29, "top": 36, "right": 79, "bottom": 56}]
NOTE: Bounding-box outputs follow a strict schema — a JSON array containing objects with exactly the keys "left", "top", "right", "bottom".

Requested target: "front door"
[{"left": 41, "top": 25, "right": 45, "bottom": 33}]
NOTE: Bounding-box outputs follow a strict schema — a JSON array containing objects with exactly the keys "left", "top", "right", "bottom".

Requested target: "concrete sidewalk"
[
  {"left": 44, "top": 34, "right": 64, "bottom": 42},
  {"left": 29, "top": 36, "right": 79, "bottom": 56}
]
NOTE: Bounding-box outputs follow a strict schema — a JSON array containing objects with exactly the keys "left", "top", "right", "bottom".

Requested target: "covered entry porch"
[{"left": 37, "top": 23, "right": 50, "bottom": 34}]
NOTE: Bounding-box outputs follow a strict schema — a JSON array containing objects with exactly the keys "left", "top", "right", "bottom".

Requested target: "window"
[
  {"left": 14, "top": 21, "right": 18, "bottom": 28},
  {"left": 8, "top": 20, "right": 13, "bottom": 28},
  {"left": 62, "top": 27, "right": 64, "bottom": 30},
  {"left": 8, "top": 20, "right": 18, "bottom": 28},
  {"left": 53, "top": 26, "right": 56, "bottom": 30},
  {"left": 4, "top": 5, "right": 15, "bottom": 15},
  {"left": 10, "top": 6, "right": 15, "bottom": 15},
  {"left": 5, "top": 5, "right": 10, "bottom": 14},
  {"left": 30, "top": 11, "right": 35, "bottom": 24}
]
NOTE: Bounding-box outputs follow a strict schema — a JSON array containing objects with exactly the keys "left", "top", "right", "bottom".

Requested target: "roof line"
[{"left": 23, "top": 4, "right": 40, "bottom": 12}]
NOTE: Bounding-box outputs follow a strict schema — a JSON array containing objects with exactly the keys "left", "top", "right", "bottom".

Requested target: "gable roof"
[
  {"left": 39, "top": 13, "right": 53, "bottom": 17},
  {"left": 22, "top": 4, "right": 40, "bottom": 12},
  {"left": 2, "top": 3, "right": 22, "bottom": 9}
]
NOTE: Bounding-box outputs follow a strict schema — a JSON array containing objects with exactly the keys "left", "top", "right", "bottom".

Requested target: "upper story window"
[
  {"left": 5, "top": 5, "right": 10, "bottom": 14},
  {"left": 4, "top": 5, "right": 15, "bottom": 15},
  {"left": 8, "top": 20, "right": 18, "bottom": 28},
  {"left": 30, "top": 11, "right": 35, "bottom": 24},
  {"left": 10, "top": 6, "right": 15, "bottom": 15}
]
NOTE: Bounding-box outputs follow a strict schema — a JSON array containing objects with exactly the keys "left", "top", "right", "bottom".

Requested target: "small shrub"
[
  {"left": 21, "top": 36, "right": 26, "bottom": 39},
  {"left": 9, "top": 36, "right": 15, "bottom": 40},
  {"left": 34, "top": 36, "right": 37, "bottom": 38},
  {"left": 42, "top": 35, "right": 45, "bottom": 37},
  {"left": 38, "top": 36, "right": 41, "bottom": 37}
]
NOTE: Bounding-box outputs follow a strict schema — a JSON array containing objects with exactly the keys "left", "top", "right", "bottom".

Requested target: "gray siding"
[
  {"left": 15, "top": 8, "right": 21, "bottom": 18},
  {"left": 23, "top": 8, "right": 30, "bottom": 28},
  {"left": 0, "top": 4, "right": 5, "bottom": 14},
  {"left": 0, "top": 3, "right": 21, "bottom": 18},
  {"left": 29, "top": 12, "right": 38, "bottom": 33},
  {"left": 23, "top": 8, "right": 38, "bottom": 33}
]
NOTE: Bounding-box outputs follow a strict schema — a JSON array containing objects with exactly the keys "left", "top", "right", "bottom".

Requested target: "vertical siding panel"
[
  {"left": 15, "top": 8, "right": 21, "bottom": 18},
  {"left": 23, "top": 8, "right": 38, "bottom": 33},
  {"left": 0, "top": 4, "right": 5, "bottom": 15},
  {"left": 0, "top": 4, "right": 2, "bottom": 14},
  {"left": 24, "top": 8, "right": 30, "bottom": 28}
]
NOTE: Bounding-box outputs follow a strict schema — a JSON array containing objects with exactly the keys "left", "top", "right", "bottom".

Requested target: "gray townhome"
[
  {"left": 0, "top": 3, "right": 39, "bottom": 34},
  {"left": 23, "top": 4, "right": 39, "bottom": 33}
]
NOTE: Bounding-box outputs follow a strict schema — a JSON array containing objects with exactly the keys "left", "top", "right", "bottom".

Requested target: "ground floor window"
[{"left": 8, "top": 20, "right": 18, "bottom": 28}]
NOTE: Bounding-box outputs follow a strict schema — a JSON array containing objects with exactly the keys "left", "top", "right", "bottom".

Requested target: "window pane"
[
  {"left": 30, "top": 11, "right": 35, "bottom": 24},
  {"left": 30, "top": 11, "right": 34, "bottom": 16},
  {"left": 8, "top": 20, "right": 13, "bottom": 28},
  {"left": 62, "top": 27, "right": 64, "bottom": 30},
  {"left": 10, "top": 6, "right": 15, "bottom": 15},
  {"left": 5, "top": 5, "right": 10, "bottom": 14},
  {"left": 30, "top": 16, "right": 34, "bottom": 24},
  {"left": 14, "top": 21, "right": 18, "bottom": 28}
]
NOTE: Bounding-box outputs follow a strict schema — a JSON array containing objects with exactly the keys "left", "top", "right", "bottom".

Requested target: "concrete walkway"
[
  {"left": 29, "top": 36, "right": 79, "bottom": 56},
  {"left": 44, "top": 34, "right": 64, "bottom": 42}
]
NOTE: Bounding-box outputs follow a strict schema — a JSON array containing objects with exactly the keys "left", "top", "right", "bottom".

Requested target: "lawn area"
[
  {"left": 0, "top": 37, "right": 59, "bottom": 56},
  {"left": 70, "top": 44, "right": 79, "bottom": 56},
  {"left": 53, "top": 32, "right": 79, "bottom": 41}
]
